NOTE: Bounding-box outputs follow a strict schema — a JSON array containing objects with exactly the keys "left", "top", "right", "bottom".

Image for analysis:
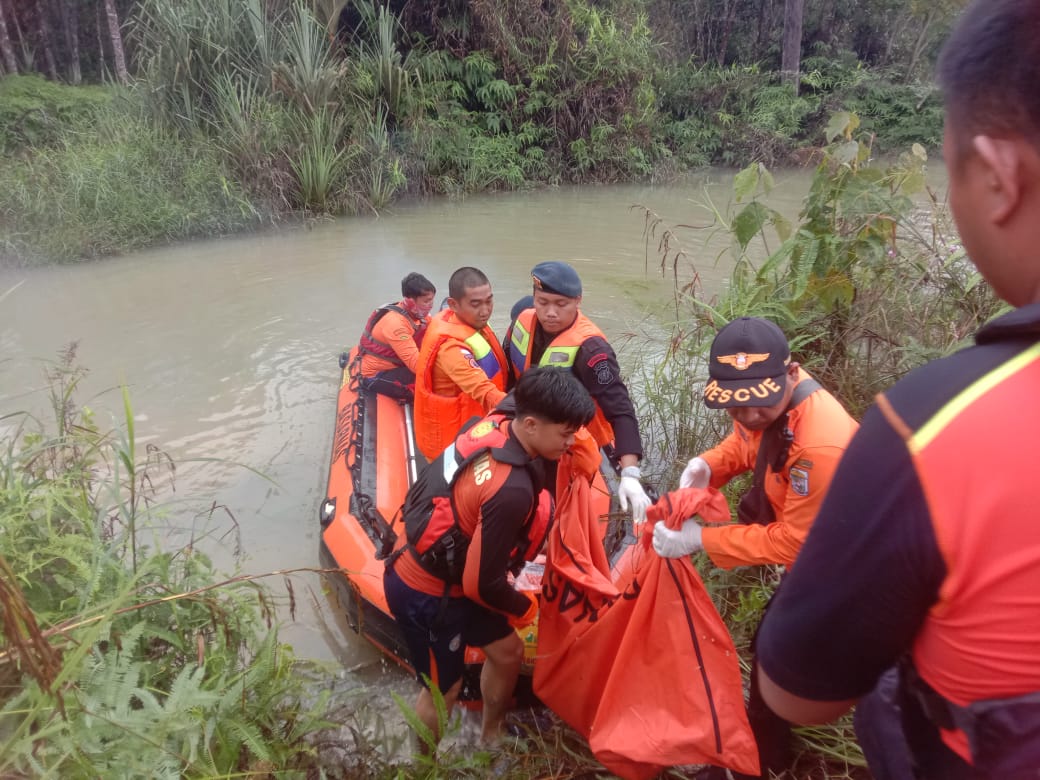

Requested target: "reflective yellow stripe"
[
  {"left": 910, "top": 342, "right": 1040, "bottom": 454},
  {"left": 540, "top": 346, "right": 578, "bottom": 367},
  {"left": 463, "top": 330, "right": 502, "bottom": 378},
  {"left": 511, "top": 320, "right": 531, "bottom": 355},
  {"left": 464, "top": 331, "right": 492, "bottom": 358}
]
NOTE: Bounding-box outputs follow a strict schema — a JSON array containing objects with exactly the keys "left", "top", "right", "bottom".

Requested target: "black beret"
[{"left": 531, "top": 261, "right": 582, "bottom": 298}]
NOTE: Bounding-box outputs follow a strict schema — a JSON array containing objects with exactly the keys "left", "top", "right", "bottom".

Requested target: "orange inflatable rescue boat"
[{"left": 319, "top": 348, "right": 625, "bottom": 701}]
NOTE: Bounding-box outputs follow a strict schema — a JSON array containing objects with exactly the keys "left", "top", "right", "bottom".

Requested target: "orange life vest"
[
  {"left": 508, "top": 309, "right": 614, "bottom": 447},
  {"left": 357, "top": 302, "right": 426, "bottom": 366},
  {"left": 414, "top": 311, "right": 507, "bottom": 460},
  {"left": 398, "top": 414, "right": 552, "bottom": 584}
]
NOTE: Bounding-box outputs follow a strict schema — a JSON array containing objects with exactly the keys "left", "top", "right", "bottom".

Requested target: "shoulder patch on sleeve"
[
  {"left": 586, "top": 352, "right": 609, "bottom": 367},
  {"left": 789, "top": 466, "right": 810, "bottom": 496}
]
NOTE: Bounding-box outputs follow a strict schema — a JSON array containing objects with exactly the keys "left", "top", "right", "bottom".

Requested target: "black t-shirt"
[{"left": 465, "top": 427, "right": 547, "bottom": 617}]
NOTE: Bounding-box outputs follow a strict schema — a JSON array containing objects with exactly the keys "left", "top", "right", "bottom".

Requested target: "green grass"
[{"left": 0, "top": 107, "right": 260, "bottom": 265}]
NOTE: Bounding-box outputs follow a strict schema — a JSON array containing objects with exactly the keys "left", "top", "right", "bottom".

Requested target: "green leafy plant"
[
  {"left": 289, "top": 106, "right": 354, "bottom": 210},
  {"left": 0, "top": 350, "right": 334, "bottom": 776}
]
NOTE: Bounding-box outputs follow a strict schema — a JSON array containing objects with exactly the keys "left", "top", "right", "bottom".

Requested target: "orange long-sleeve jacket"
[
  {"left": 414, "top": 310, "right": 507, "bottom": 460},
  {"left": 359, "top": 304, "right": 425, "bottom": 376},
  {"left": 699, "top": 369, "right": 859, "bottom": 569}
]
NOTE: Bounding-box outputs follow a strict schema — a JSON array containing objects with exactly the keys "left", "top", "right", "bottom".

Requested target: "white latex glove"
[
  {"left": 618, "top": 466, "right": 652, "bottom": 524},
  {"left": 652, "top": 518, "right": 704, "bottom": 558},
  {"left": 679, "top": 456, "right": 712, "bottom": 489}
]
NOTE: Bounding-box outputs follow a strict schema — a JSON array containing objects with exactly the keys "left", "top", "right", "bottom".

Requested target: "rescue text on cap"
[{"left": 703, "top": 317, "right": 791, "bottom": 409}]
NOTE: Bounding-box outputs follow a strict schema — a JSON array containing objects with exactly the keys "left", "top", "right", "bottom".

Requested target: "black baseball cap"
[{"left": 703, "top": 317, "right": 791, "bottom": 409}]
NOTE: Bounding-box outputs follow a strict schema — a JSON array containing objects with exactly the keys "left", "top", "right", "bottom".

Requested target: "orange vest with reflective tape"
[
  {"left": 509, "top": 309, "right": 614, "bottom": 447},
  {"left": 415, "top": 311, "right": 507, "bottom": 460}
]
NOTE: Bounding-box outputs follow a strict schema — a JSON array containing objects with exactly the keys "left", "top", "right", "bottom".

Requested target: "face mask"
[{"left": 405, "top": 299, "right": 433, "bottom": 319}]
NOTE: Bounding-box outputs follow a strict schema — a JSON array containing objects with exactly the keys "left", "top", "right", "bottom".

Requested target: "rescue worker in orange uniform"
[
  {"left": 384, "top": 367, "right": 595, "bottom": 749},
  {"left": 414, "top": 267, "right": 508, "bottom": 461},
  {"left": 506, "top": 261, "right": 651, "bottom": 522},
  {"left": 358, "top": 272, "right": 437, "bottom": 400},
  {"left": 756, "top": 3, "right": 1040, "bottom": 777},
  {"left": 652, "top": 316, "right": 858, "bottom": 780}
]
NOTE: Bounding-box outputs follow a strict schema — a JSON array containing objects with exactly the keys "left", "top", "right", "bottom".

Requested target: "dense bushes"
[
  {"left": 0, "top": 75, "right": 111, "bottom": 153},
  {"left": 0, "top": 105, "right": 258, "bottom": 264},
  {"left": 0, "top": 1, "right": 948, "bottom": 265}
]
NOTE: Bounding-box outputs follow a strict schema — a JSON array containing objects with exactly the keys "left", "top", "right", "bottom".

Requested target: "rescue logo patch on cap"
[
  {"left": 703, "top": 317, "right": 792, "bottom": 410},
  {"left": 716, "top": 352, "right": 771, "bottom": 371}
]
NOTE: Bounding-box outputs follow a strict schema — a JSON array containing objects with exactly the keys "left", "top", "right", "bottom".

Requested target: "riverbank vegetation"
[
  {"left": 2, "top": 114, "right": 995, "bottom": 778},
  {"left": 1, "top": 2, "right": 989, "bottom": 778},
  {"left": 0, "top": 0, "right": 961, "bottom": 265},
  {"left": 0, "top": 350, "right": 341, "bottom": 776}
]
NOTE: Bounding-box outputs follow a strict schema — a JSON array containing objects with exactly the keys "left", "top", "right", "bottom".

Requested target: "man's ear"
[
  {"left": 972, "top": 135, "right": 1026, "bottom": 224},
  {"left": 446, "top": 297, "right": 459, "bottom": 313},
  {"left": 517, "top": 414, "right": 538, "bottom": 436}
]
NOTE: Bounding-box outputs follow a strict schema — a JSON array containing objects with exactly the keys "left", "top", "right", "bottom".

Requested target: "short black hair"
[
  {"left": 514, "top": 367, "right": 595, "bottom": 428},
  {"left": 938, "top": 0, "right": 1040, "bottom": 151},
  {"left": 448, "top": 267, "right": 490, "bottom": 300},
  {"left": 401, "top": 272, "right": 435, "bottom": 299}
]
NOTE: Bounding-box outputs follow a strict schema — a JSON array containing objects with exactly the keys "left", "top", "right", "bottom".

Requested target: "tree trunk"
[
  {"left": 61, "top": 0, "right": 81, "bottom": 84},
  {"left": 780, "top": 0, "right": 804, "bottom": 94},
  {"left": 0, "top": 0, "right": 17, "bottom": 75},
  {"left": 756, "top": 0, "right": 775, "bottom": 59},
  {"left": 103, "top": 0, "right": 128, "bottom": 84},
  {"left": 881, "top": 10, "right": 912, "bottom": 67},
  {"left": 716, "top": 0, "right": 739, "bottom": 66},
  {"left": 37, "top": 0, "right": 59, "bottom": 80},
  {"left": 904, "top": 10, "right": 935, "bottom": 84}
]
